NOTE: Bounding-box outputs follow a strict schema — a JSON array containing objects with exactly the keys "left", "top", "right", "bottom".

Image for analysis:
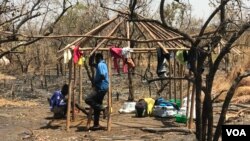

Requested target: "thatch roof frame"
[{"left": 58, "top": 12, "right": 189, "bottom": 55}]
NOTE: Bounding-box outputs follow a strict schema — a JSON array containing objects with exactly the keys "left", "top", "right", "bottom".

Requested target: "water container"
[{"left": 118, "top": 102, "right": 136, "bottom": 114}]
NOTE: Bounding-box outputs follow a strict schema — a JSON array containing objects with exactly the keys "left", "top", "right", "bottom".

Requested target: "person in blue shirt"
[
  {"left": 49, "top": 84, "right": 69, "bottom": 118},
  {"left": 85, "top": 53, "right": 109, "bottom": 130}
]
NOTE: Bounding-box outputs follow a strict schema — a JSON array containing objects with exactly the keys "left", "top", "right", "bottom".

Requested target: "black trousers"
[
  {"left": 156, "top": 48, "right": 170, "bottom": 76},
  {"left": 85, "top": 89, "right": 107, "bottom": 126}
]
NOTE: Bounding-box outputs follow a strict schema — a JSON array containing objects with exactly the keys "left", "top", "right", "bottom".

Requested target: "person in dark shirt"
[{"left": 85, "top": 53, "right": 109, "bottom": 130}]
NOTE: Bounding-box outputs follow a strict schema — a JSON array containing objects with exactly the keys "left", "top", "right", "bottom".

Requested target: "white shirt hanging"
[
  {"left": 63, "top": 49, "right": 72, "bottom": 64},
  {"left": 122, "top": 47, "right": 133, "bottom": 58}
]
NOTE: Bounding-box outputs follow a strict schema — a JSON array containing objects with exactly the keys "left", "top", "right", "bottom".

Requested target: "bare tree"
[{"left": 0, "top": 0, "right": 73, "bottom": 58}]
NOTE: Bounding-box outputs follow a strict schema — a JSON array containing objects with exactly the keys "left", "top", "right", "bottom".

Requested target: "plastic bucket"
[{"left": 175, "top": 114, "right": 187, "bottom": 123}]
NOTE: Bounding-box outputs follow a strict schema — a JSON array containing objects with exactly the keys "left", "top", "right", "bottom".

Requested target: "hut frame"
[{"left": 58, "top": 12, "right": 196, "bottom": 131}]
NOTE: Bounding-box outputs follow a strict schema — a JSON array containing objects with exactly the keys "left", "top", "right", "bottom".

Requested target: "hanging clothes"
[
  {"left": 156, "top": 47, "right": 170, "bottom": 77},
  {"left": 186, "top": 49, "right": 205, "bottom": 73},
  {"left": 122, "top": 47, "right": 133, "bottom": 58},
  {"left": 110, "top": 46, "right": 128, "bottom": 73},
  {"left": 63, "top": 49, "right": 72, "bottom": 64},
  {"left": 183, "top": 50, "right": 189, "bottom": 62},
  {"left": 77, "top": 56, "right": 84, "bottom": 65},
  {"left": 122, "top": 47, "right": 135, "bottom": 68},
  {"left": 176, "top": 50, "right": 186, "bottom": 65},
  {"left": 73, "top": 45, "right": 82, "bottom": 64},
  {"left": 127, "top": 58, "right": 135, "bottom": 68}
]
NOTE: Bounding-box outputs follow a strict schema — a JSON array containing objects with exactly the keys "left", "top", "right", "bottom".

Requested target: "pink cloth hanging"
[{"left": 110, "top": 46, "right": 128, "bottom": 73}]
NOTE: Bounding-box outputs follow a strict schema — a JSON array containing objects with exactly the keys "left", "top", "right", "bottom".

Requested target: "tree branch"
[
  {"left": 0, "top": 3, "right": 73, "bottom": 58},
  {"left": 159, "top": 0, "right": 194, "bottom": 44},
  {"left": 194, "top": 0, "right": 230, "bottom": 45},
  {"left": 15, "top": 12, "right": 42, "bottom": 32},
  {"left": 213, "top": 70, "right": 250, "bottom": 141},
  {"left": 15, "top": 0, "right": 42, "bottom": 32},
  {"left": 212, "top": 22, "right": 250, "bottom": 76},
  {"left": 160, "top": 0, "right": 167, "bottom": 26}
]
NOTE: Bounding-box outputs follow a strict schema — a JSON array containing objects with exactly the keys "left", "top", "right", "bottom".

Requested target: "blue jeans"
[{"left": 85, "top": 89, "right": 107, "bottom": 126}]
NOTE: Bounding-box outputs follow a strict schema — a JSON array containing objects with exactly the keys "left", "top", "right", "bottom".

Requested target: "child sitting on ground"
[{"left": 48, "top": 84, "right": 69, "bottom": 118}]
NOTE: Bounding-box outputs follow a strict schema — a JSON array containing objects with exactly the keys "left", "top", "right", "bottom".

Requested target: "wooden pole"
[
  {"left": 68, "top": 59, "right": 73, "bottom": 88},
  {"left": 152, "top": 23, "right": 184, "bottom": 47},
  {"left": 89, "top": 20, "right": 124, "bottom": 56},
  {"left": 66, "top": 81, "right": 73, "bottom": 131},
  {"left": 26, "top": 34, "right": 188, "bottom": 43},
  {"left": 127, "top": 21, "right": 131, "bottom": 51},
  {"left": 144, "top": 23, "right": 176, "bottom": 48},
  {"left": 168, "top": 59, "right": 172, "bottom": 100},
  {"left": 127, "top": 21, "right": 134, "bottom": 101},
  {"left": 148, "top": 52, "right": 152, "bottom": 96},
  {"left": 79, "top": 65, "right": 83, "bottom": 105},
  {"left": 107, "top": 52, "right": 112, "bottom": 131},
  {"left": 79, "top": 47, "right": 189, "bottom": 51},
  {"left": 188, "top": 83, "right": 196, "bottom": 129},
  {"left": 173, "top": 51, "right": 177, "bottom": 103},
  {"left": 180, "top": 64, "right": 184, "bottom": 107},
  {"left": 63, "top": 64, "right": 69, "bottom": 84},
  {"left": 58, "top": 16, "right": 118, "bottom": 53},
  {"left": 147, "top": 76, "right": 192, "bottom": 83},
  {"left": 186, "top": 71, "right": 191, "bottom": 127},
  {"left": 139, "top": 22, "right": 168, "bottom": 54},
  {"left": 66, "top": 59, "right": 73, "bottom": 131},
  {"left": 72, "top": 63, "right": 76, "bottom": 121}
]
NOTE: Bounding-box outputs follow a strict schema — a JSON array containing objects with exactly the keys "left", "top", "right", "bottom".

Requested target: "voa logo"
[{"left": 226, "top": 129, "right": 246, "bottom": 136}]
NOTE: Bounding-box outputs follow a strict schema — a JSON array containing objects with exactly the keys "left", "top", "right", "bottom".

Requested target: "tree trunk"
[
  {"left": 202, "top": 96, "right": 208, "bottom": 141},
  {"left": 195, "top": 72, "right": 202, "bottom": 141},
  {"left": 207, "top": 97, "right": 213, "bottom": 141},
  {"left": 195, "top": 49, "right": 208, "bottom": 141},
  {"left": 206, "top": 77, "right": 214, "bottom": 141}
]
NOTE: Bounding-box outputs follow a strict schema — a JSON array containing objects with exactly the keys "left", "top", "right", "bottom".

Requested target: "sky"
[
  {"left": 150, "top": 0, "right": 212, "bottom": 20},
  {"left": 188, "top": 0, "right": 212, "bottom": 19}
]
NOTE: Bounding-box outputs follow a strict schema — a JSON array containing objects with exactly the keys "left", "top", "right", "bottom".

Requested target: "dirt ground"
[
  {"left": 0, "top": 98, "right": 197, "bottom": 141},
  {"left": 0, "top": 64, "right": 250, "bottom": 141},
  {"left": 0, "top": 71, "right": 198, "bottom": 141}
]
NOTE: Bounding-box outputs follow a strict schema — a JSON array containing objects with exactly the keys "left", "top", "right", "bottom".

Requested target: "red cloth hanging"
[{"left": 73, "top": 46, "right": 82, "bottom": 64}]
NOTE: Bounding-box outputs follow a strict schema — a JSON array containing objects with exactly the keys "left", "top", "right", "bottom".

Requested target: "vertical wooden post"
[
  {"left": 173, "top": 51, "right": 177, "bottom": 103},
  {"left": 66, "top": 81, "right": 73, "bottom": 131},
  {"left": 188, "top": 83, "right": 196, "bottom": 129},
  {"left": 72, "top": 63, "right": 76, "bottom": 121},
  {"left": 67, "top": 61, "right": 71, "bottom": 84},
  {"left": 180, "top": 64, "right": 184, "bottom": 107},
  {"left": 79, "top": 65, "right": 83, "bottom": 105},
  {"left": 107, "top": 52, "right": 112, "bottom": 131},
  {"left": 168, "top": 59, "right": 172, "bottom": 100},
  {"left": 66, "top": 59, "right": 73, "bottom": 131},
  {"left": 186, "top": 71, "right": 191, "bottom": 127},
  {"left": 127, "top": 21, "right": 134, "bottom": 101},
  {"left": 128, "top": 67, "right": 134, "bottom": 101},
  {"left": 148, "top": 52, "right": 152, "bottom": 96}
]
